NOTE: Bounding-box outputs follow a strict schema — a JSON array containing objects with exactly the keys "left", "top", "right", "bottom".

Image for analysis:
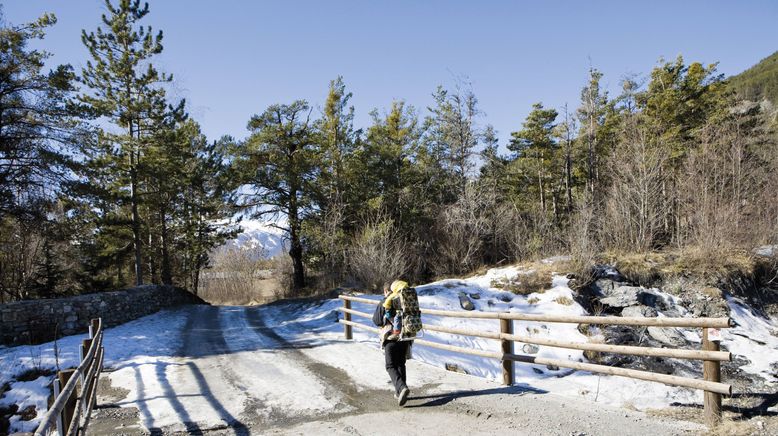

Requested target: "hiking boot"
[{"left": 398, "top": 387, "right": 410, "bottom": 406}]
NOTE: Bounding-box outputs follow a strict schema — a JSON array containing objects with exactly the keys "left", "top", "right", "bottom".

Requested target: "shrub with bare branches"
[{"left": 347, "top": 214, "right": 408, "bottom": 292}]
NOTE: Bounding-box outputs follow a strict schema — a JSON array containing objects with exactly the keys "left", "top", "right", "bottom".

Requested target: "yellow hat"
[{"left": 390, "top": 280, "right": 408, "bottom": 293}]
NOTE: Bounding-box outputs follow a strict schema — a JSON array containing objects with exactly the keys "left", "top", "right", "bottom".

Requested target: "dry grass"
[
  {"left": 491, "top": 259, "right": 572, "bottom": 295},
  {"left": 554, "top": 296, "right": 573, "bottom": 305},
  {"left": 601, "top": 248, "right": 760, "bottom": 291},
  {"left": 701, "top": 286, "right": 724, "bottom": 299},
  {"left": 198, "top": 246, "right": 287, "bottom": 305},
  {"left": 527, "top": 296, "right": 540, "bottom": 305},
  {"left": 647, "top": 402, "right": 778, "bottom": 435}
]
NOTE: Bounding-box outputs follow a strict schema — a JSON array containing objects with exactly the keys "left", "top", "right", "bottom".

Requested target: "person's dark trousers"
[{"left": 384, "top": 340, "right": 409, "bottom": 395}]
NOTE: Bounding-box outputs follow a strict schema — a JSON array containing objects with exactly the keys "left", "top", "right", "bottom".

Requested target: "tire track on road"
[{"left": 243, "top": 306, "right": 398, "bottom": 422}]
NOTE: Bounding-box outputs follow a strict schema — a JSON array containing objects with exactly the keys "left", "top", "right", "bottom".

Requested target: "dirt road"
[{"left": 89, "top": 304, "right": 703, "bottom": 435}]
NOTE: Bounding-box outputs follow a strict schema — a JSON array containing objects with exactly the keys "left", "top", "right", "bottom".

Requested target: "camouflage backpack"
[{"left": 399, "top": 286, "right": 423, "bottom": 339}]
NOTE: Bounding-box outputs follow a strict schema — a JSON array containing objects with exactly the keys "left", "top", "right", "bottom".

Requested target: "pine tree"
[
  {"left": 508, "top": 103, "right": 558, "bottom": 213},
  {"left": 0, "top": 11, "right": 78, "bottom": 217},
  {"left": 358, "top": 101, "right": 423, "bottom": 224},
  {"left": 78, "top": 0, "right": 185, "bottom": 286},
  {"left": 235, "top": 101, "right": 317, "bottom": 291},
  {"left": 307, "top": 78, "right": 360, "bottom": 280},
  {"left": 0, "top": 11, "right": 81, "bottom": 301}
]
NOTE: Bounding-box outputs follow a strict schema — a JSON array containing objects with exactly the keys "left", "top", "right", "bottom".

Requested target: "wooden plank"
[
  {"left": 338, "top": 318, "right": 732, "bottom": 395},
  {"left": 337, "top": 307, "right": 374, "bottom": 320},
  {"left": 52, "top": 378, "right": 63, "bottom": 436},
  {"left": 498, "top": 312, "right": 732, "bottom": 328},
  {"left": 423, "top": 323, "right": 502, "bottom": 340},
  {"left": 504, "top": 353, "right": 732, "bottom": 395},
  {"left": 344, "top": 299, "right": 353, "bottom": 340},
  {"left": 338, "top": 319, "right": 381, "bottom": 334},
  {"left": 90, "top": 318, "right": 101, "bottom": 339},
  {"left": 80, "top": 346, "right": 104, "bottom": 434},
  {"left": 703, "top": 328, "right": 723, "bottom": 427},
  {"left": 58, "top": 369, "right": 76, "bottom": 434},
  {"left": 340, "top": 294, "right": 732, "bottom": 328},
  {"left": 414, "top": 338, "right": 503, "bottom": 359},
  {"left": 500, "top": 319, "right": 514, "bottom": 386},
  {"left": 501, "top": 333, "right": 732, "bottom": 362},
  {"left": 35, "top": 318, "right": 103, "bottom": 436},
  {"left": 339, "top": 295, "right": 380, "bottom": 305},
  {"left": 421, "top": 308, "right": 501, "bottom": 319}
]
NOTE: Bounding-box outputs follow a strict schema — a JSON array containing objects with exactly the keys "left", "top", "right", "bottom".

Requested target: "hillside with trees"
[
  {"left": 1, "top": 1, "right": 776, "bottom": 305},
  {"left": 729, "top": 50, "right": 778, "bottom": 104}
]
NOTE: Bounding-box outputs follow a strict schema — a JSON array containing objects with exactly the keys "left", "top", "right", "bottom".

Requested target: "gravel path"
[{"left": 88, "top": 304, "right": 704, "bottom": 435}]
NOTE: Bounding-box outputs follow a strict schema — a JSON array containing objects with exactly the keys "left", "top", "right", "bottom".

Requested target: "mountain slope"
[
  {"left": 729, "top": 50, "right": 778, "bottom": 103},
  {"left": 224, "top": 219, "right": 287, "bottom": 258}
]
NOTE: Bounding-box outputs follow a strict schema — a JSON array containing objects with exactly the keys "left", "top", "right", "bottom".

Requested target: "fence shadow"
[
  {"left": 670, "top": 391, "right": 778, "bottom": 419},
  {"left": 405, "top": 384, "right": 547, "bottom": 408}
]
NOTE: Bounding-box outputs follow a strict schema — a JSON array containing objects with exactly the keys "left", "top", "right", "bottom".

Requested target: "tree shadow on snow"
[{"left": 108, "top": 359, "right": 249, "bottom": 435}]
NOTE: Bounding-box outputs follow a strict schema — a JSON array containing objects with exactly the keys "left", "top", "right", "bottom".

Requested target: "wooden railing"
[
  {"left": 338, "top": 295, "right": 733, "bottom": 427},
  {"left": 35, "top": 318, "right": 105, "bottom": 436}
]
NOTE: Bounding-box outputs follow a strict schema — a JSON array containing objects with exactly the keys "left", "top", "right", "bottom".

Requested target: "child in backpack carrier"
[{"left": 381, "top": 280, "right": 408, "bottom": 342}]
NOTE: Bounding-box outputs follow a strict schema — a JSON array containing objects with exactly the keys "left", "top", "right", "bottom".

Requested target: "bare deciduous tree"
[
  {"left": 602, "top": 116, "right": 668, "bottom": 252},
  {"left": 347, "top": 214, "right": 408, "bottom": 292}
]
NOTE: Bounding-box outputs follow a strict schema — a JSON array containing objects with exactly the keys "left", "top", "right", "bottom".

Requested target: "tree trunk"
[
  {"left": 288, "top": 190, "right": 306, "bottom": 291},
  {"left": 160, "top": 204, "right": 172, "bottom": 286},
  {"left": 537, "top": 158, "right": 546, "bottom": 212},
  {"left": 130, "top": 149, "right": 143, "bottom": 286}
]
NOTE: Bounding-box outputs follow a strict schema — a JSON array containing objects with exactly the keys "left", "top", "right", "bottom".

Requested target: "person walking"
[{"left": 373, "top": 280, "right": 412, "bottom": 406}]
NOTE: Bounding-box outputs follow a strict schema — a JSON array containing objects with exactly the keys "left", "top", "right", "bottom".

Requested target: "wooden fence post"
[
  {"left": 344, "top": 299, "right": 353, "bottom": 340},
  {"left": 51, "top": 378, "right": 64, "bottom": 435},
  {"left": 89, "top": 318, "right": 100, "bottom": 339},
  {"left": 500, "top": 319, "right": 514, "bottom": 386},
  {"left": 58, "top": 369, "right": 77, "bottom": 433},
  {"left": 703, "top": 328, "right": 722, "bottom": 427}
]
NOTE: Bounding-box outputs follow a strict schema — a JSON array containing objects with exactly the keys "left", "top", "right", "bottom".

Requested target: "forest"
[{"left": 2, "top": 0, "right": 777, "bottom": 303}]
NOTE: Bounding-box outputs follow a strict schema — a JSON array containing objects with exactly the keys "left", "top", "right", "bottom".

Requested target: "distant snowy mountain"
[{"left": 223, "top": 219, "right": 287, "bottom": 258}]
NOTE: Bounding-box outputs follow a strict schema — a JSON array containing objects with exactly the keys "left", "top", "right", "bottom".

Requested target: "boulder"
[
  {"left": 647, "top": 326, "right": 687, "bottom": 347},
  {"left": 522, "top": 344, "right": 540, "bottom": 354},
  {"left": 590, "top": 279, "right": 618, "bottom": 296},
  {"left": 19, "top": 405, "right": 37, "bottom": 421},
  {"left": 602, "top": 324, "right": 640, "bottom": 345},
  {"left": 600, "top": 286, "right": 643, "bottom": 308},
  {"left": 445, "top": 363, "right": 468, "bottom": 374},
  {"left": 458, "top": 292, "right": 475, "bottom": 311},
  {"left": 592, "top": 265, "right": 627, "bottom": 282},
  {"left": 621, "top": 305, "right": 658, "bottom": 318}
]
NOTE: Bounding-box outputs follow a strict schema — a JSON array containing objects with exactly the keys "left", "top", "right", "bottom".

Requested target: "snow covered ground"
[{"left": 1, "top": 264, "right": 776, "bottom": 434}]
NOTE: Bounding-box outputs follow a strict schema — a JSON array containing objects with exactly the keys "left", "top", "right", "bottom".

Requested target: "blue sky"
[{"left": 5, "top": 1, "right": 778, "bottom": 146}]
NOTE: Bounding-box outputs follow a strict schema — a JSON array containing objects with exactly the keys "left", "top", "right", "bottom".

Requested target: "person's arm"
[{"left": 372, "top": 298, "right": 387, "bottom": 327}]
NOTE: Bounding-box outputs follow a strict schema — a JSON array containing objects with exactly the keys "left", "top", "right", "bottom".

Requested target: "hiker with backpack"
[{"left": 372, "top": 279, "right": 421, "bottom": 407}]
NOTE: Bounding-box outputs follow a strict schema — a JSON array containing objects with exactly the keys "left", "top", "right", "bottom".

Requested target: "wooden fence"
[
  {"left": 338, "top": 295, "right": 733, "bottom": 427},
  {"left": 34, "top": 318, "right": 105, "bottom": 436}
]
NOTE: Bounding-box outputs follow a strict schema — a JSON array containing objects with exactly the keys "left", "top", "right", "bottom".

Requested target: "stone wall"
[{"left": 0, "top": 285, "right": 205, "bottom": 347}]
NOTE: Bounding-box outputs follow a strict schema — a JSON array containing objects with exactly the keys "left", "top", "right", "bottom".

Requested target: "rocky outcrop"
[
  {"left": 0, "top": 285, "right": 205, "bottom": 346},
  {"left": 574, "top": 267, "right": 705, "bottom": 376}
]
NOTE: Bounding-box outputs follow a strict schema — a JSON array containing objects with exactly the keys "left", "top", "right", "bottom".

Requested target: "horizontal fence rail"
[
  {"left": 341, "top": 295, "right": 733, "bottom": 328},
  {"left": 35, "top": 318, "right": 105, "bottom": 436},
  {"left": 337, "top": 294, "right": 733, "bottom": 427}
]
